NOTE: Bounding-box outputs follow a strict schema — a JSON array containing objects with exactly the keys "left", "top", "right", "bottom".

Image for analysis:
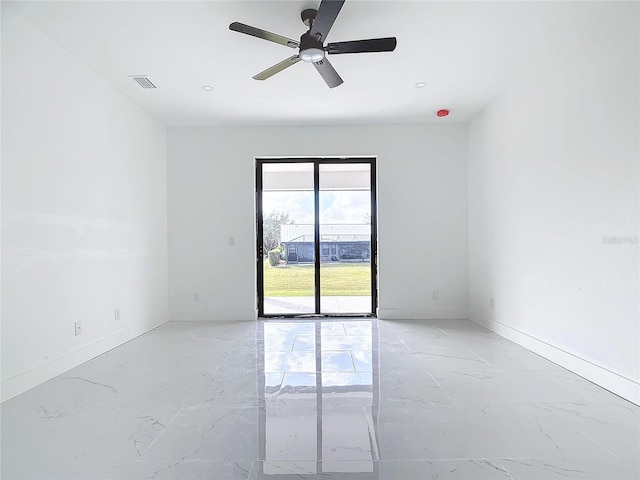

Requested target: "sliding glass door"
[
  {"left": 259, "top": 162, "right": 316, "bottom": 315},
  {"left": 319, "top": 163, "right": 373, "bottom": 314},
  {"left": 256, "top": 158, "right": 377, "bottom": 317}
]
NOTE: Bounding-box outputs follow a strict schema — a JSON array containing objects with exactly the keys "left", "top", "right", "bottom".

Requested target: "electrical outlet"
[
  {"left": 193, "top": 292, "right": 200, "bottom": 302},
  {"left": 490, "top": 297, "right": 495, "bottom": 309},
  {"left": 431, "top": 290, "right": 439, "bottom": 300},
  {"left": 114, "top": 308, "right": 120, "bottom": 321},
  {"left": 75, "top": 321, "right": 82, "bottom": 336}
]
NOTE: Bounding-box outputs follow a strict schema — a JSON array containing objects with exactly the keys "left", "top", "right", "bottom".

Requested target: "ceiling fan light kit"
[
  {"left": 299, "top": 28, "right": 325, "bottom": 63},
  {"left": 229, "top": 0, "right": 397, "bottom": 88}
]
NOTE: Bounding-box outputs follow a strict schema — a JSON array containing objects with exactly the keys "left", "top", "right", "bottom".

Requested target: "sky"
[{"left": 263, "top": 190, "right": 371, "bottom": 224}]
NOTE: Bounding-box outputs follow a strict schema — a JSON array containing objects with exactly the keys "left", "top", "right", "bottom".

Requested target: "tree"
[{"left": 263, "top": 211, "right": 294, "bottom": 253}]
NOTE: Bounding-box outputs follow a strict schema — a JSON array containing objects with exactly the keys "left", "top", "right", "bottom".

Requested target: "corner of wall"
[{"left": 470, "top": 313, "right": 640, "bottom": 406}]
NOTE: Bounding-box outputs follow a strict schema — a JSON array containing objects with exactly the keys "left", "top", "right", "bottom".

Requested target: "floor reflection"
[
  {"left": 257, "top": 319, "right": 380, "bottom": 477},
  {"left": 3, "top": 319, "right": 636, "bottom": 479}
]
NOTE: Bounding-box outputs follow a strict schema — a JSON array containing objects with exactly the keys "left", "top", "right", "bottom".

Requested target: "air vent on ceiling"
[{"left": 130, "top": 76, "right": 157, "bottom": 89}]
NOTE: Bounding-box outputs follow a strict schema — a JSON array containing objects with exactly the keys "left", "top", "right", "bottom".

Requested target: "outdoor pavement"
[{"left": 263, "top": 296, "right": 372, "bottom": 315}]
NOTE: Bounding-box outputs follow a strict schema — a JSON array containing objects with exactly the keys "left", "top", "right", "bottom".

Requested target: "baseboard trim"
[
  {"left": 1, "top": 320, "right": 166, "bottom": 403},
  {"left": 377, "top": 307, "right": 469, "bottom": 320},
  {"left": 470, "top": 314, "right": 640, "bottom": 406},
  {"left": 169, "top": 310, "right": 256, "bottom": 322}
]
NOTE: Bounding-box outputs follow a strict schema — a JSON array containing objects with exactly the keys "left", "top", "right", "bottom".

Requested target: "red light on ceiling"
[{"left": 437, "top": 109, "right": 450, "bottom": 117}]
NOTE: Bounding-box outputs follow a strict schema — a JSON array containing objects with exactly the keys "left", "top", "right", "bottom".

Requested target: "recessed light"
[
  {"left": 415, "top": 82, "right": 427, "bottom": 88},
  {"left": 202, "top": 85, "right": 214, "bottom": 91}
]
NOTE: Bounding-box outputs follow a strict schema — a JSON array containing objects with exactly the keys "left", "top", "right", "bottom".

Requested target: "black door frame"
[{"left": 256, "top": 157, "right": 377, "bottom": 317}]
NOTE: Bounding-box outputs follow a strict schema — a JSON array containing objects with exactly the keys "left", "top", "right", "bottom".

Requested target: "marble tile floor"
[{"left": 1, "top": 318, "right": 638, "bottom": 479}]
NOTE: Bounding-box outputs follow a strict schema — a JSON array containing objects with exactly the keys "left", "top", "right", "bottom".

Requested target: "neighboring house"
[{"left": 280, "top": 224, "right": 371, "bottom": 264}]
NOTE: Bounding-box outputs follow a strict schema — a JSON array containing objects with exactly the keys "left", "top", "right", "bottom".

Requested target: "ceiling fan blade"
[
  {"left": 309, "top": 0, "right": 345, "bottom": 42},
  {"left": 313, "top": 58, "right": 343, "bottom": 88},
  {"left": 327, "top": 37, "right": 397, "bottom": 55},
  {"left": 253, "top": 55, "right": 301, "bottom": 80},
  {"left": 229, "top": 22, "right": 299, "bottom": 49}
]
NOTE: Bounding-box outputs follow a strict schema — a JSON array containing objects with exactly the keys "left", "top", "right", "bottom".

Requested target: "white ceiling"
[{"left": 6, "top": 1, "right": 603, "bottom": 126}]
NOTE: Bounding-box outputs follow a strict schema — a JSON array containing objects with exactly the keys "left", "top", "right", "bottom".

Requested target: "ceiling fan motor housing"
[
  {"left": 301, "top": 8, "right": 317, "bottom": 27},
  {"left": 299, "top": 31, "right": 325, "bottom": 62}
]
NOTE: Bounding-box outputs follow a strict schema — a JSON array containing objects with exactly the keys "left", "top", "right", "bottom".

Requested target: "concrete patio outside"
[{"left": 263, "top": 295, "right": 372, "bottom": 315}]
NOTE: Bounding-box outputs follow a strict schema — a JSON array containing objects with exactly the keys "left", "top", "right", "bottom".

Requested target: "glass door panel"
[
  {"left": 319, "top": 163, "right": 372, "bottom": 314},
  {"left": 261, "top": 162, "right": 315, "bottom": 315}
]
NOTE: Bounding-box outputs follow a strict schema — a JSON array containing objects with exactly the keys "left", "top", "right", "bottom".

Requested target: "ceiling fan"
[{"left": 229, "top": 0, "right": 397, "bottom": 88}]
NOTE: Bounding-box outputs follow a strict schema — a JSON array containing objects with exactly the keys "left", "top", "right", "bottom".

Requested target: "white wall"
[
  {"left": 167, "top": 124, "right": 467, "bottom": 321},
  {"left": 1, "top": 7, "right": 169, "bottom": 402},
  {"left": 468, "top": 3, "right": 639, "bottom": 403}
]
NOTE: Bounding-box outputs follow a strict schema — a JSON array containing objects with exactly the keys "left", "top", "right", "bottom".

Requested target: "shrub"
[{"left": 268, "top": 250, "right": 281, "bottom": 267}]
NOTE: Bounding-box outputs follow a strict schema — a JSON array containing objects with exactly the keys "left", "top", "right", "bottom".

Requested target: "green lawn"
[{"left": 263, "top": 260, "right": 371, "bottom": 296}]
